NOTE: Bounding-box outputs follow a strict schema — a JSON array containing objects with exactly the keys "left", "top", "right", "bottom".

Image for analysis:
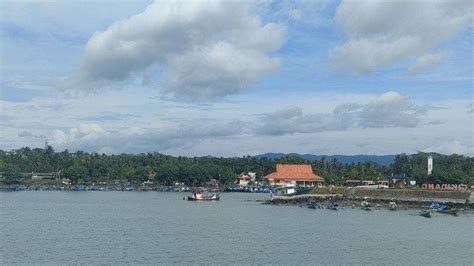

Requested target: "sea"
[{"left": 1, "top": 192, "right": 472, "bottom": 265}]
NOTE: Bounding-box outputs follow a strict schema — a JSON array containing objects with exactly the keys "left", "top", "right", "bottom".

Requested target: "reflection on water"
[{"left": 1, "top": 192, "right": 472, "bottom": 264}]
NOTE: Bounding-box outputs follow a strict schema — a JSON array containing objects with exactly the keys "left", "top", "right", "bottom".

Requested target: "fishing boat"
[
  {"left": 420, "top": 210, "right": 432, "bottom": 218},
  {"left": 326, "top": 199, "right": 337, "bottom": 210},
  {"left": 361, "top": 199, "right": 371, "bottom": 211},
  {"left": 388, "top": 201, "right": 397, "bottom": 211},
  {"left": 436, "top": 202, "right": 458, "bottom": 216},
  {"left": 436, "top": 209, "right": 458, "bottom": 216},
  {"left": 187, "top": 187, "right": 220, "bottom": 201}
]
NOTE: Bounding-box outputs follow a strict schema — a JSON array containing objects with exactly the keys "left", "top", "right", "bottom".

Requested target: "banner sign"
[{"left": 421, "top": 183, "right": 467, "bottom": 191}]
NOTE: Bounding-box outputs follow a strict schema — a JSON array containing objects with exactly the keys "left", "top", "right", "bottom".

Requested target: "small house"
[{"left": 238, "top": 172, "right": 256, "bottom": 186}]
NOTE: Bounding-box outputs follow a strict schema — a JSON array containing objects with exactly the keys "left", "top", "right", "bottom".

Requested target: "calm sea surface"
[{"left": 1, "top": 192, "right": 472, "bottom": 265}]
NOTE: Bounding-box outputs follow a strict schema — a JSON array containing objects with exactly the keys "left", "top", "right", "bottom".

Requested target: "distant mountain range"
[{"left": 254, "top": 153, "right": 397, "bottom": 165}]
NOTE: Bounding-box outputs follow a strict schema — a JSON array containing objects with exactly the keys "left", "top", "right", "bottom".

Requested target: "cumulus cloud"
[
  {"left": 330, "top": 0, "right": 472, "bottom": 74},
  {"left": 48, "top": 120, "right": 246, "bottom": 153},
  {"left": 74, "top": 0, "right": 286, "bottom": 100},
  {"left": 50, "top": 123, "right": 107, "bottom": 146},
  {"left": 257, "top": 91, "right": 425, "bottom": 135},
  {"left": 332, "top": 91, "right": 426, "bottom": 129},
  {"left": 408, "top": 52, "right": 449, "bottom": 74},
  {"left": 356, "top": 91, "right": 425, "bottom": 128},
  {"left": 256, "top": 107, "right": 351, "bottom": 135}
]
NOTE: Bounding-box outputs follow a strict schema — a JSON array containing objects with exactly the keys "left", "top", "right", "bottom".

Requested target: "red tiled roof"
[{"left": 264, "top": 164, "right": 324, "bottom": 181}]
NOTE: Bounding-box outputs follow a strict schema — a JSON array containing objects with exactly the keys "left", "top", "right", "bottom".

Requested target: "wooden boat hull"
[
  {"left": 187, "top": 197, "right": 219, "bottom": 201},
  {"left": 437, "top": 209, "right": 458, "bottom": 216},
  {"left": 187, "top": 195, "right": 220, "bottom": 201}
]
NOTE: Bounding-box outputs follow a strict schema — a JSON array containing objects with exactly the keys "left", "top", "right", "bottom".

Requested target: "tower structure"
[{"left": 427, "top": 155, "right": 433, "bottom": 176}]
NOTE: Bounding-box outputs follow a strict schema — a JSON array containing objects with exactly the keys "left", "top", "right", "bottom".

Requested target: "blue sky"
[{"left": 0, "top": 0, "right": 473, "bottom": 156}]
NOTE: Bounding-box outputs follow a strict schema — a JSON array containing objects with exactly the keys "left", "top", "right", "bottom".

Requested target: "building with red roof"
[{"left": 263, "top": 164, "right": 324, "bottom": 187}]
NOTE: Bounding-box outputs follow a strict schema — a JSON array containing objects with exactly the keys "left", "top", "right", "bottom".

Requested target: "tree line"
[{"left": 0, "top": 146, "right": 472, "bottom": 186}]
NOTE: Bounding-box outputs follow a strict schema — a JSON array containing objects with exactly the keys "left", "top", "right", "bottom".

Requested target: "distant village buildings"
[
  {"left": 263, "top": 164, "right": 324, "bottom": 187},
  {"left": 238, "top": 172, "right": 256, "bottom": 186}
]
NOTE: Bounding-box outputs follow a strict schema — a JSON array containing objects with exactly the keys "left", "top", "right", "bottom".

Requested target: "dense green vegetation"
[{"left": 0, "top": 147, "right": 472, "bottom": 186}]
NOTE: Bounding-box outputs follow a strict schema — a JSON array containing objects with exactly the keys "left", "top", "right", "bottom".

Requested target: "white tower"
[{"left": 427, "top": 155, "right": 433, "bottom": 176}]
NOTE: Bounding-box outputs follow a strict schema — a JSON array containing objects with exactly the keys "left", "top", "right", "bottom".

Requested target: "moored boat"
[
  {"left": 361, "top": 199, "right": 371, "bottom": 211},
  {"left": 436, "top": 209, "right": 458, "bottom": 216},
  {"left": 420, "top": 210, "right": 432, "bottom": 218},
  {"left": 326, "top": 198, "right": 337, "bottom": 210},
  {"left": 388, "top": 201, "right": 397, "bottom": 211},
  {"left": 187, "top": 187, "right": 220, "bottom": 201},
  {"left": 436, "top": 202, "right": 458, "bottom": 216}
]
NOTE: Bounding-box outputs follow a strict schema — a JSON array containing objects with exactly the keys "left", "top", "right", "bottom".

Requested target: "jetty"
[{"left": 266, "top": 188, "right": 471, "bottom": 209}]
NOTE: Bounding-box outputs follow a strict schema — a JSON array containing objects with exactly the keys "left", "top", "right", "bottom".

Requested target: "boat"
[
  {"left": 436, "top": 209, "right": 458, "bottom": 216},
  {"left": 436, "top": 202, "right": 458, "bottom": 216},
  {"left": 420, "top": 210, "right": 432, "bottom": 218},
  {"left": 361, "top": 199, "right": 371, "bottom": 211},
  {"left": 388, "top": 201, "right": 397, "bottom": 211},
  {"left": 326, "top": 199, "right": 337, "bottom": 210},
  {"left": 187, "top": 187, "right": 220, "bottom": 201}
]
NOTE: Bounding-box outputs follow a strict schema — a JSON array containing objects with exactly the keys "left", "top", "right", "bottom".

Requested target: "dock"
[{"left": 267, "top": 188, "right": 472, "bottom": 208}]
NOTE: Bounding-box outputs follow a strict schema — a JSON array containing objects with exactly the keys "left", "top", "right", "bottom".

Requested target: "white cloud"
[
  {"left": 330, "top": 0, "right": 472, "bottom": 74},
  {"left": 256, "top": 107, "right": 351, "bottom": 135},
  {"left": 74, "top": 0, "right": 286, "bottom": 100},
  {"left": 49, "top": 123, "right": 107, "bottom": 146},
  {"left": 408, "top": 52, "right": 449, "bottom": 74},
  {"left": 48, "top": 120, "right": 247, "bottom": 154},
  {"left": 257, "top": 91, "right": 425, "bottom": 135},
  {"left": 357, "top": 91, "right": 424, "bottom": 128}
]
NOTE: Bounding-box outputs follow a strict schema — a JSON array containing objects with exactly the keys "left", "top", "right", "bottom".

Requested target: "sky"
[{"left": 0, "top": 0, "right": 473, "bottom": 156}]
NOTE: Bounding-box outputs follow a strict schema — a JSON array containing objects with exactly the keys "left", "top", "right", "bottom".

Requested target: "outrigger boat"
[{"left": 187, "top": 187, "right": 220, "bottom": 201}]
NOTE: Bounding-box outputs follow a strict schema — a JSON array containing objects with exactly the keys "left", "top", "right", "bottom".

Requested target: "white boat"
[
  {"left": 187, "top": 187, "right": 220, "bottom": 201},
  {"left": 356, "top": 185, "right": 389, "bottom": 189},
  {"left": 361, "top": 199, "right": 371, "bottom": 210},
  {"left": 388, "top": 201, "right": 397, "bottom": 210}
]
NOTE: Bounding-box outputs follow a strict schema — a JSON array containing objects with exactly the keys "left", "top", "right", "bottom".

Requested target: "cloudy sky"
[{"left": 0, "top": 0, "right": 473, "bottom": 156}]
